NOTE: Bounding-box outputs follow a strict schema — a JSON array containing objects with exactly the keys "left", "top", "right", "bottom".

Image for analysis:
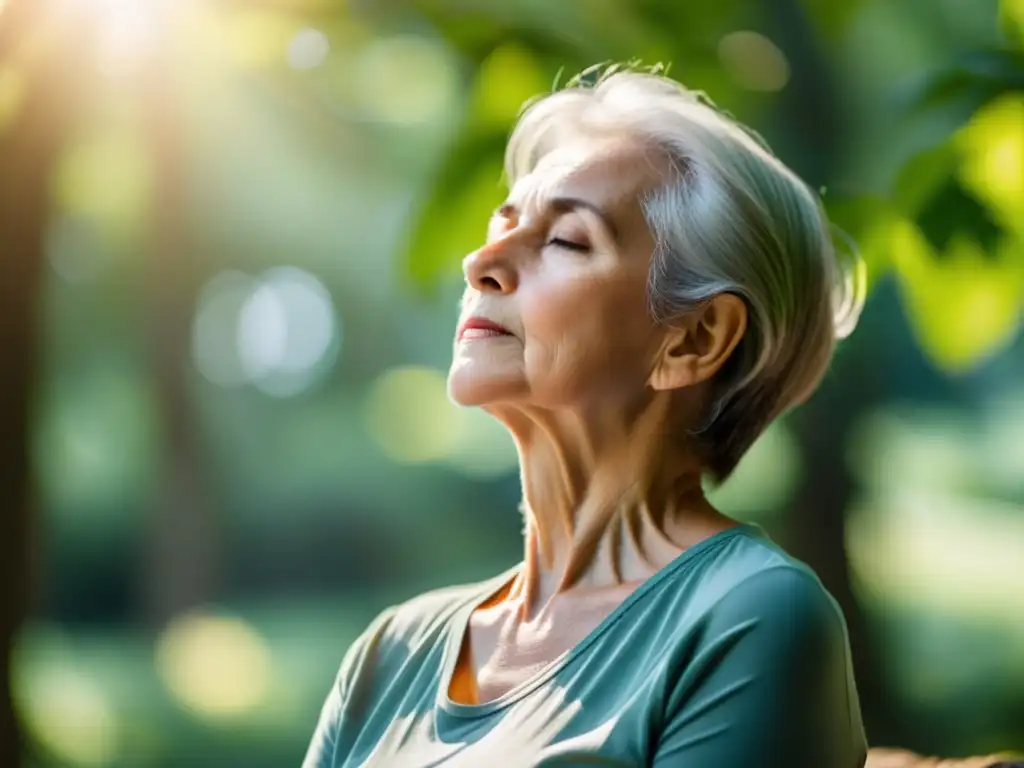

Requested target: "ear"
[{"left": 648, "top": 293, "right": 748, "bottom": 392}]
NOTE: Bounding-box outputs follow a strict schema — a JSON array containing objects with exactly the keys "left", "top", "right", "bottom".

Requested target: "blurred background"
[{"left": 1, "top": 0, "right": 1022, "bottom": 765}]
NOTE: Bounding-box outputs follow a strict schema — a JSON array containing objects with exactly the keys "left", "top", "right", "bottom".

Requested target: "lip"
[{"left": 457, "top": 316, "right": 514, "bottom": 341}]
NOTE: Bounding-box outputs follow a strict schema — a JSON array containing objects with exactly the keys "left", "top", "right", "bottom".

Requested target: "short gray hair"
[{"left": 504, "top": 65, "right": 865, "bottom": 482}]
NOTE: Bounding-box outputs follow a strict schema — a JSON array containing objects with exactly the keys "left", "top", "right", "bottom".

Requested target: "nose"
[{"left": 462, "top": 236, "right": 519, "bottom": 294}]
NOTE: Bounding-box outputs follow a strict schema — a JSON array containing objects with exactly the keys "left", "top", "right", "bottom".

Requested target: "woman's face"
[{"left": 448, "top": 136, "right": 667, "bottom": 413}]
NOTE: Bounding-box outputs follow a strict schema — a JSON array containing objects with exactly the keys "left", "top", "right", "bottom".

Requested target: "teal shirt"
[{"left": 303, "top": 525, "right": 867, "bottom": 767}]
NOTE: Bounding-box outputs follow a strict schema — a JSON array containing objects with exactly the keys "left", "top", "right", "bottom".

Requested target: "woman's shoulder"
[
  {"left": 663, "top": 525, "right": 848, "bottom": 639},
  {"left": 698, "top": 528, "right": 851, "bottom": 654}
]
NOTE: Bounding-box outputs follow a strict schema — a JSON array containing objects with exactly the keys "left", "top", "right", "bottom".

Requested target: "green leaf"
[
  {"left": 891, "top": 219, "right": 1024, "bottom": 372},
  {"left": 824, "top": 194, "right": 897, "bottom": 288},
  {"left": 800, "top": 0, "right": 869, "bottom": 43},
  {"left": 402, "top": 128, "right": 509, "bottom": 291},
  {"left": 394, "top": 0, "right": 670, "bottom": 66},
  {"left": 915, "top": 176, "right": 1005, "bottom": 256},
  {"left": 1001, "top": 0, "right": 1024, "bottom": 50},
  {"left": 467, "top": 43, "right": 551, "bottom": 128},
  {"left": 891, "top": 142, "right": 961, "bottom": 217},
  {"left": 955, "top": 93, "right": 1024, "bottom": 234},
  {"left": 896, "top": 49, "right": 1024, "bottom": 118}
]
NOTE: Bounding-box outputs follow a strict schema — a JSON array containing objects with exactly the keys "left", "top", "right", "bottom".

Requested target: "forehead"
[{"left": 510, "top": 136, "right": 665, "bottom": 218}]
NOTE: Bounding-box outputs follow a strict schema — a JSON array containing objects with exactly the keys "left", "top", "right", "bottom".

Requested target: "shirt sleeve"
[
  {"left": 301, "top": 607, "right": 398, "bottom": 768},
  {"left": 302, "top": 673, "right": 344, "bottom": 768},
  {"left": 652, "top": 566, "right": 867, "bottom": 768}
]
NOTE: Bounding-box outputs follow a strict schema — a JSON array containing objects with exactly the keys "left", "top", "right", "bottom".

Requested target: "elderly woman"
[{"left": 304, "top": 65, "right": 869, "bottom": 767}]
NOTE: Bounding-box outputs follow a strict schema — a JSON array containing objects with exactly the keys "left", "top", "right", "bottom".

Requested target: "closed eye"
[{"left": 548, "top": 238, "right": 590, "bottom": 252}]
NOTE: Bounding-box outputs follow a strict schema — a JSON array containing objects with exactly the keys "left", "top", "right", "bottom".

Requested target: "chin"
[{"left": 447, "top": 358, "right": 523, "bottom": 407}]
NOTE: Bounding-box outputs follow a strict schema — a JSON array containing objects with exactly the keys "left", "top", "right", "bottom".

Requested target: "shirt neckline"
[{"left": 436, "top": 523, "right": 761, "bottom": 719}]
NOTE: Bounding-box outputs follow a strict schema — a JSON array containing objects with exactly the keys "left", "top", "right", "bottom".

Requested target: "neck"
[{"left": 489, "top": 393, "right": 735, "bottom": 618}]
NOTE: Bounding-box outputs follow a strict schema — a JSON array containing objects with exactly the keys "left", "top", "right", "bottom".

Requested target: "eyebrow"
[{"left": 496, "top": 197, "right": 620, "bottom": 242}]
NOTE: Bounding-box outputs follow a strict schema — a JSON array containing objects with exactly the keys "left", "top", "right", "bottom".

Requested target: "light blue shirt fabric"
[{"left": 303, "top": 524, "right": 867, "bottom": 767}]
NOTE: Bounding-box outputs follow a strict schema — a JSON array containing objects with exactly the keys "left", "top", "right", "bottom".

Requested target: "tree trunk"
[
  {"left": 0, "top": 1, "right": 89, "bottom": 762},
  {"left": 758, "top": 0, "right": 895, "bottom": 746},
  {"left": 136, "top": 23, "right": 221, "bottom": 629},
  {"left": 786, "top": 376, "right": 893, "bottom": 744}
]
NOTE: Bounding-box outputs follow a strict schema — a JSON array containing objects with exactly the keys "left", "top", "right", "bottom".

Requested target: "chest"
[
  {"left": 449, "top": 591, "right": 632, "bottom": 705},
  {"left": 360, "top": 597, "right": 670, "bottom": 768}
]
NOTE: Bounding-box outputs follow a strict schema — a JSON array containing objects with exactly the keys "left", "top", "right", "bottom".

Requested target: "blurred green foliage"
[
  {"left": 2, "top": 0, "right": 1023, "bottom": 766},
  {"left": 401, "top": 0, "right": 1024, "bottom": 370}
]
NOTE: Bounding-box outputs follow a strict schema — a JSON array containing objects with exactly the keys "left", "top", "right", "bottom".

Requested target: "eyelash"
[{"left": 548, "top": 238, "right": 590, "bottom": 253}]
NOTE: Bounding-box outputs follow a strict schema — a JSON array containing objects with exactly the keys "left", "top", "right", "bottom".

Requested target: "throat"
[{"left": 518, "top": 490, "right": 732, "bottom": 609}]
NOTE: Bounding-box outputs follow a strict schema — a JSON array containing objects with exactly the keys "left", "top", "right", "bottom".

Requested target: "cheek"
[
  {"left": 523, "top": 265, "right": 651, "bottom": 345},
  {"left": 520, "top": 271, "right": 654, "bottom": 390}
]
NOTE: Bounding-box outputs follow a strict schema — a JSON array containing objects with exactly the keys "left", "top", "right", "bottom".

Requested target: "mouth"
[{"left": 457, "top": 316, "right": 514, "bottom": 342}]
